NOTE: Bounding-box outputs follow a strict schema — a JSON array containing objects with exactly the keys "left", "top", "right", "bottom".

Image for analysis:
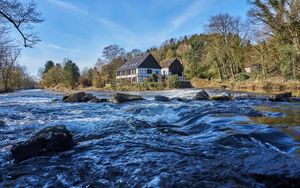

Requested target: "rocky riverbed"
[{"left": 0, "top": 89, "right": 299, "bottom": 187}]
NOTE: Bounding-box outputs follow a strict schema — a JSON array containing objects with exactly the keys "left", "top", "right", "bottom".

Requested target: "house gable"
[
  {"left": 161, "top": 58, "right": 183, "bottom": 76},
  {"left": 138, "top": 54, "right": 161, "bottom": 69},
  {"left": 169, "top": 58, "right": 183, "bottom": 70}
]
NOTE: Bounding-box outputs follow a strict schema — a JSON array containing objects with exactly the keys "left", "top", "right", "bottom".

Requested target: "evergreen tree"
[
  {"left": 63, "top": 60, "right": 80, "bottom": 89},
  {"left": 43, "top": 60, "right": 54, "bottom": 75}
]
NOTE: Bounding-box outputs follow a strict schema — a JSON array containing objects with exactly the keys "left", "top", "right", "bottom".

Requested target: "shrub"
[
  {"left": 167, "top": 75, "right": 179, "bottom": 88},
  {"left": 144, "top": 77, "right": 150, "bottom": 83},
  {"left": 149, "top": 73, "right": 158, "bottom": 82},
  {"left": 79, "top": 76, "right": 91, "bottom": 87},
  {"left": 237, "top": 73, "right": 250, "bottom": 81},
  {"left": 40, "top": 66, "right": 64, "bottom": 88}
]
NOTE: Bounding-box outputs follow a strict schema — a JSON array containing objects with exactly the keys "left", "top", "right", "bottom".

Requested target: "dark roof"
[
  {"left": 117, "top": 53, "right": 160, "bottom": 71},
  {"left": 160, "top": 58, "right": 180, "bottom": 68}
]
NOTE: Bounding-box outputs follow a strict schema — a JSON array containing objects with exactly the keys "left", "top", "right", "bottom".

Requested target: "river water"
[{"left": 0, "top": 89, "right": 299, "bottom": 187}]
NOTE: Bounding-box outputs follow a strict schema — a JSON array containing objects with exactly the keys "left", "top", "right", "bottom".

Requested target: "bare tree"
[
  {"left": 207, "top": 13, "right": 251, "bottom": 46},
  {"left": 102, "top": 45, "right": 125, "bottom": 62},
  {"left": 0, "top": 0, "right": 43, "bottom": 47},
  {"left": 0, "top": 44, "right": 21, "bottom": 91},
  {"left": 130, "top": 49, "right": 142, "bottom": 58},
  {"left": 207, "top": 13, "right": 240, "bottom": 45}
]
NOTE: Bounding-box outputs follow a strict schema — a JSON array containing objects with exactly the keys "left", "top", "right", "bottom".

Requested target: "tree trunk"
[
  {"left": 214, "top": 59, "right": 222, "bottom": 81},
  {"left": 261, "top": 53, "right": 266, "bottom": 80}
]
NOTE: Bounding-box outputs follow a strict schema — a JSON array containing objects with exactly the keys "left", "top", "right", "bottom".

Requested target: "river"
[{"left": 0, "top": 89, "right": 299, "bottom": 187}]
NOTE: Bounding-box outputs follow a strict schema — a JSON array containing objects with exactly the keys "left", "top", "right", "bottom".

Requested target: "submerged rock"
[
  {"left": 89, "top": 97, "right": 110, "bottom": 103},
  {"left": 52, "top": 98, "right": 60, "bottom": 102},
  {"left": 63, "top": 92, "right": 102, "bottom": 103},
  {"left": 245, "top": 153, "right": 300, "bottom": 188},
  {"left": 154, "top": 95, "right": 170, "bottom": 102},
  {"left": 193, "top": 90, "right": 209, "bottom": 100},
  {"left": 0, "top": 120, "right": 5, "bottom": 127},
  {"left": 209, "top": 95, "right": 231, "bottom": 101},
  {"left": 113, "top": 93, "right": 144, "bottom": 103},
  {"left": 291, "top": 97, "right": 300, "bottom": 102},
  {"left": 269, "top": 92, "right": 292, "bottom": 102},
  {"left": 11, "top": 125, "right": 76, "bottom": 163},
  {"left": 172, "top": 97, "right": 189, "bottom": 102},
  {"left": 232, "top": 94, "right": 256, "bottom": 100}
]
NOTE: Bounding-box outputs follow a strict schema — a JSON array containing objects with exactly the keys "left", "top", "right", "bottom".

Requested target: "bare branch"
[{"left": 0, "top": 0, "right": 43, "bottom": 48}]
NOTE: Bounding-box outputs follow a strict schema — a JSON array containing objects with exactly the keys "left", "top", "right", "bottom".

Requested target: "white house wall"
[
  {"left": 161, "top": 68, "right": 169, "bottom": 76},
  {"left": 137, "top": 68, "right": 161, "bottom": 83},
  {"left": 116, "top": 68, "right": 138, "bottom": 79}
]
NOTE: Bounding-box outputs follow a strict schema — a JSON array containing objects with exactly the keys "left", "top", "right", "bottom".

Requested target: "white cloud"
[
  {"left": 94, "top": 17, "right": 134, "bottom": 36},
  {"left": 46, "top": 0, "right": 88, "bottom": 15},
  {"left": 53, "top": 31, "right": 84, "bottom": 41},
  {"left": 46, "top": 0, "right": 133, "bottom": 35},
  {"left": 168, "top": 0, "right": 211, "bottom": 33},
  {"left": 43, "top": 42, "right": 83, "bottom": 54}
]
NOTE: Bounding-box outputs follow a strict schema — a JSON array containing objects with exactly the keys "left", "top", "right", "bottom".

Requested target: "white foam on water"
[
  {"left": 56, "top": 174, "right": 71, "bottom": 187},
  {"left": 125, "top": 103, "right": 181, "bottom": 124},
  {"left": 144, "top": 176, "right": 161, "bottom": 188}
]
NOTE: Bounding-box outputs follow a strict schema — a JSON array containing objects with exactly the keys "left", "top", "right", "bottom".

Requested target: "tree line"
[
  {"left": 40, "top": 60, "right": 80, "bottom": 89},
  {"left": 40, "top": 46, "right": 141, "bottom": 89}
]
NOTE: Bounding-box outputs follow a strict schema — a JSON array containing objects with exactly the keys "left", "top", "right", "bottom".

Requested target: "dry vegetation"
[{"left": 191, "top": 78, "right": 300, "bottom": 96}]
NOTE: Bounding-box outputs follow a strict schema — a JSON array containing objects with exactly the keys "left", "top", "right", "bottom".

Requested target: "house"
[
  {"left": 116, "top": 53, "right": 161, "bottom": 83},
  {"left": 160, "top": 58, "right": 184, "bottom": 79}
]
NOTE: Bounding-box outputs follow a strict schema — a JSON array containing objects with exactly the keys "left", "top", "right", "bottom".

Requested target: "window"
[
  {"left": 132, "top": 69, "right": 136, "bottom": 74},
  {"left": 117, "top": 71, "right": 120, "bottom": 76},
  {"left": 147, "top": 69, "right": 152, "bottom": 74},
  {"left": 156, "top": 71, "right": 159, "bottom": 74}
]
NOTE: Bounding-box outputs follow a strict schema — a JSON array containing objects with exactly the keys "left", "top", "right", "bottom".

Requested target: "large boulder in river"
[
  {"left": 209, "top": 95, "right": 232, "bottom": 101},
  {"left": 63, "top": 92, "right": 88, "bottom": 102},
  {"left": 63, "top": 92, "right": 101, "bottom": 103},
  {"left": 113, "top": 93, "right": 144, "bottom": 103},
  {"left": 11, "top": 125, "right": 76, "bottom": 163},
  {"left": 154, "top": 95, "right": 170, "bottom": 102},
  {"left": 269, "top": 92, "right": 292, "bottom": 102},
  {"left": 193, "top": 90, "right": 209, "bottom": 100}
]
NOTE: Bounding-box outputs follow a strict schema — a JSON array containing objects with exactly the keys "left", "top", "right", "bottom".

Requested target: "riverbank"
[
  {"left": 0, "top": 87, "right": 41, "bottom": 94},
  {"left": 42, "top": 79, "right": 300, "bottom": 97},
  {"left": 43, "top": 82, "right": 170, "bottom": 94},
  {"left": 191, "top": 78, "right": 300, "bottom": 97}
]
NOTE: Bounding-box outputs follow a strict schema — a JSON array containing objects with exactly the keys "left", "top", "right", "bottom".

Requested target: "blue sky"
[{"left": 19, "top": 0, "right": 250, "bottom": 76}]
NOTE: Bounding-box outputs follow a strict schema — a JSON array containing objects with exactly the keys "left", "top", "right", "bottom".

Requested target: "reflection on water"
[
  {"left": 251, "top": 105, "right": 300, "bottom": 147},
  {"left": 252, "top": 105, "right": 300, "bottom": 126},
  {"left": 232, "top": 87, "right": 300, "bottom": 97}
]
